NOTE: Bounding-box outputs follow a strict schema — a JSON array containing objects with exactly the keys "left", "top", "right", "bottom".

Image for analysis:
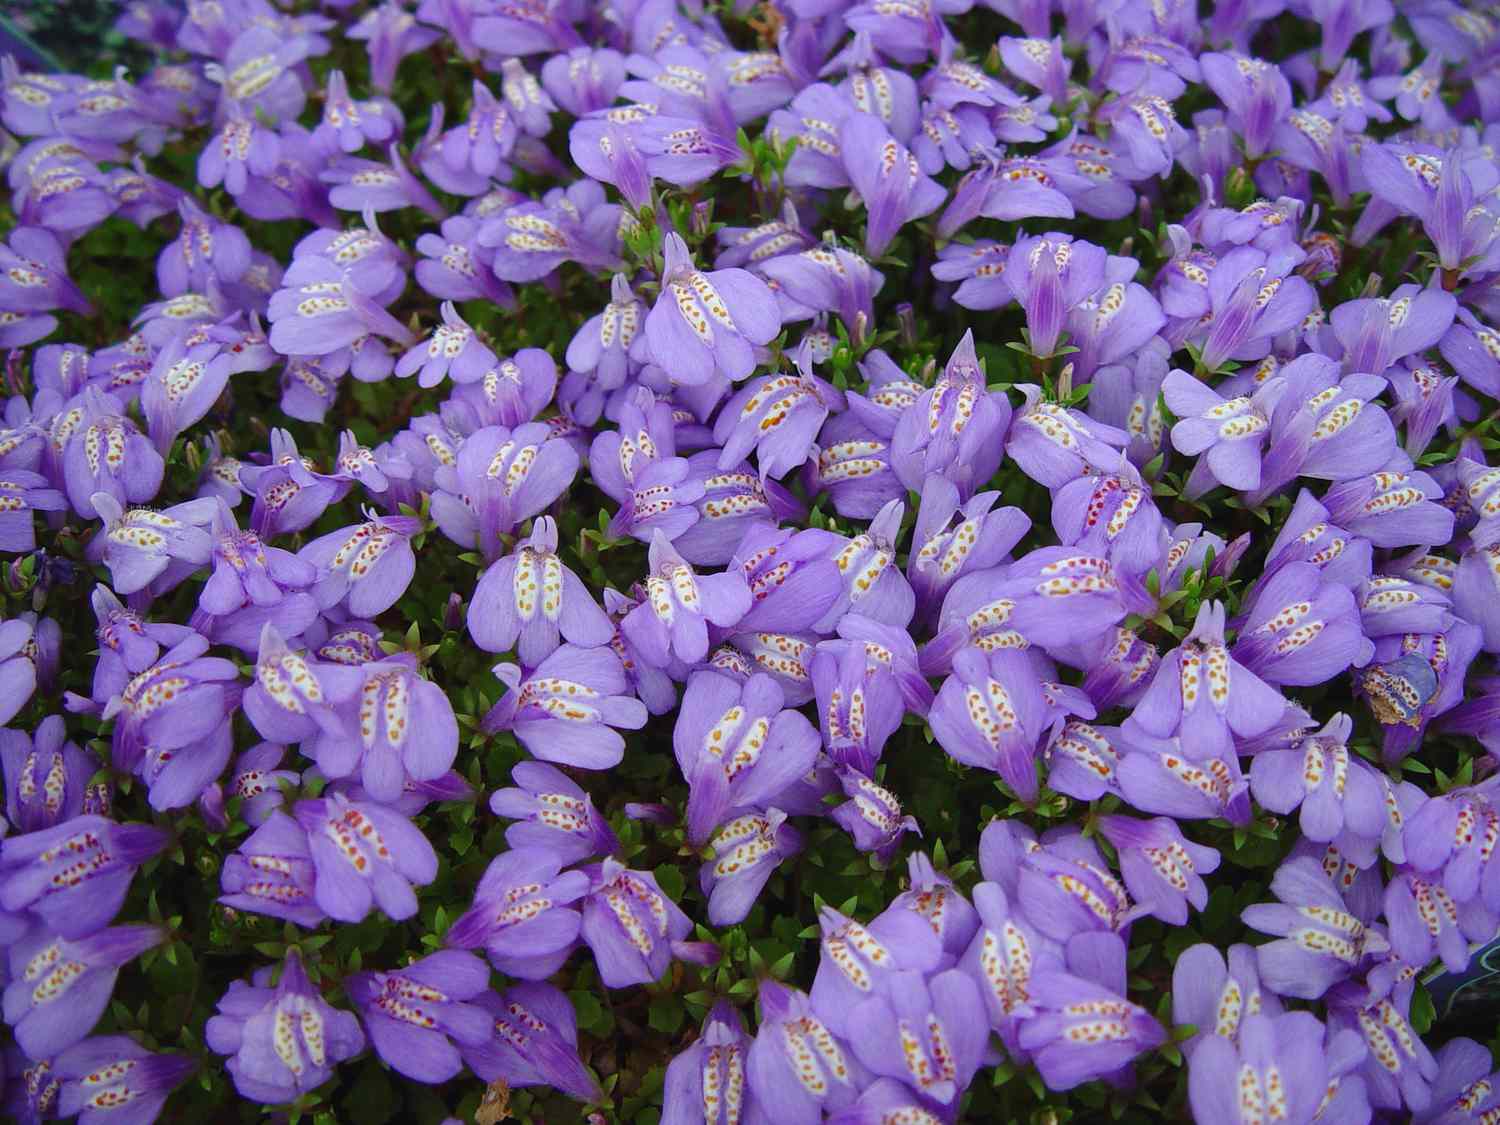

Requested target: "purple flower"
[
  {"left": 317, "top": 655, "right": 458, "bottom": 803},
  {"left": 242, "top": 624, "right": 360, "bottom": 749},
  {"left": 446, "top": 846, "right": 588, "bottom": 980},
  {"left": 932, "top": 238, "right": 1012, "bottom": 310},
  {"left": 1006, "top": 385, "right": 1129, "bottom": 490},
  {"left": 1402, "top": 784, "right": 1500, "bottom": 915},
  {"left": 890, "top": 330, "right": 1011, "bottom": 500},
  {"left": 830, "top": 767, "right": 919, "bottom": 863},
  {"left": 430, "top": 422, "right": 579, "bottom": 563},
  {"left": 675, "top": 669, "right": 820, "bottom": 845},
  {"left": 195, "top": 504, "right": 319, "bottom": 652},
  {"left": 1001, "top": 826, "right": 1131, "bottom": 942},
  {"left": 673, "top": 453, "right": 805, "bottom": 568},
  {"left": 313, "top": 69, "right": 400, "bottom": 156},
  {"left": 1440, "top": 309, "right": 1500, "bottom": 398},
  {"left": 747, "top": 980, "right": 867, "bottom": 1122},
  {"left": 204, "top": 949, "right": 365, "bottom": 1104},
  {"left": 1318, "top": 468, "right": 1454, "bottom": 551},
  {"left": 85, "top": 492, "right": 215, "bottom": 598},
  {"left": 809, "top": 623, "right": 928, "bottom": 776},
  {"left": 1017, "top": 933, "right": 1166, "bottom": 1091},
  {"left": 726, "top": 525, "right": 844, "bottom": 637},
  {"left": 645, "top": 233, "right": 780, "bottom": 385},
  {"left": 224, "top": 742, "right": 298, "bottom": 828},
  {"left": 347, "top": 951, "right": 494, "bottom": 1084},
  {"left": 61, "top": 389, "right": 163, "bottom": 520},
  {"left": 488, "top": 760, "right": 619, "bottom": 864},
  {"left": 1363, "top": 144, "right": 1498, "bottom": 276},
  {"left": 54, "top": 1035, "right": 194, "bottom": 1125},
  {"left": 579, "top": 858, "right": 693, "bottom": 988},
  {"left": 622, "top": 532, "right": 752, "bottom": 668},
  {"left": 469, "top": 516, "right": 613, "bottom": 663},
  {"left": 758, "top": 243, "right": 884, "bottom": 345},
  {"left": 155, "top": 200, "right": 252, "bottom": 298},
  {"left": 267, "top": 258, "right": 414, "bottom": 358},
  {"left": 1194, "top": 248, "right": 1316, "bottom": 372},
  {"left": 1171, "top": 942, "right": 1282, "bottom": 1052},
  {"left": 629, "top": 109, "right": 741, "bottom": 191},
  {"left": 481, "top": 644, "right": 648, "bottom": 770},
  {"left": 1201, "top": 53, "right": 1293, "bottom": 158},
  {"left": 4, "top": 923, "right": 163, "bottom": 1058},
  {"left": 813, "top": 499, "right": 916, "bottom": 632},
  {"left": 138, "top": 334, "right": 234, "bottom": 455},
  {"left": 350, "top": 2, "right": 441, "bottom": 92},
  {"left": 714, "top": 346, "right": 844, "bottom": 481},
  {"left": 13, "top": 150, "right": 117, "bottom": 245},
  {"left": 1100, "top": 93, "right": 1187, "bottom": 178},
  {"left": 1441, "top": 675, "right": 1500, "bottom": 759},
  {"left": 1241, "top": 857, "right": 1388, "bottom": 1000},
  {"left": 0, "top": 470, "right": 66, "bottom": 554},
  {"left": 1455, "top": 540, "right": 1500, "bottom": 652},
  {"left": 1260, "top": 489, "right": 1373, "bottom": 591},
  {"left": 562, "top": 277, "right": 644, "bottom": 424},
  {"left": 293, "top": 793, "right": 437, "bottom": 923},
  {"left": 0, "top": 226, "right": 92, "bottom": 324},
  {"left": 1331, "top": 284, "right": 1456, "bottom": 376},
  {"left": 322, "top": 146, "right": 444, "bottom": 218},
  {"left": 847, "top": 966, "right": 987, "bottom": 1107},
  {"left": 288, "top": 217, "right": 408, "bottom": 307},
  {"left": 1417, "top": 1037, "right": 1500, "bottom": 1124},
  {"left": 839, "top": 113, "right": 945, "bottom": 257},
  {"left": 0, "top": 613, "right": 58, "bottom": 727},
  {"left": 700, "top": 808, "right": 802, "bottom": 925},
  {"left": 1128, "top": 601, "right": 1287, "bottom": 761},
  {"left": 1067, "top": 275, "right": 1166, "bottom": 384},
  {"left": 1249, "top": 714, "right": 1388, "bottom": 845},
  {"left": 298, "top": 512, "right": 419, "bottom": 619},
  {"left": 663, "top": 1002, "right": 755, "bottom": 1125},
  {"left": 955, "top": 879, "right": 1050, "bottom": 1051},
  {"left": 1, "top": 717, "right": 91, "bottom": 834},
  {"left": 413, "top": 214, "right": 514, "bottom": 306},
  {"left": 1232, "top": 562, "right": 1372, "bottom": 686},
  {"left": 210, "top": 25, "right": 310, "bottom": 123},
  {"left": 459, "top": 982, "right": 601, "bottom": 1102},
  {"left": 1327, "top": 990, "right": 1437, "bottom": 1114},
  {"left": 90, "top": 632, "right": 238, "bottom": 789},
  {"left": 219, "top": 810, "right": 325, "bottom": 928},
  {"left": 4, "top": 1046, "right": 62, "bottom": 1123},
  {"left": 1052, "top": 459, "right": 1165, "bottom": 592},
  {"left": 394, "top": 302, "right": 499, "bottom": 389},
  {"left": 542, "top": 47, "right": 625, "bottom": 116},
  {"left": 1004, "top": 232, "right": 1107, "bottom": 358},
  {"left": 930, "top": 647, "right": 1052, "bottom": 800},
  {"left": 1384, "top": 868, "right": 1482, "bottom": 973},
  {"left": 925, "top": 546, "right": 1130, "bottom": 675},
  {"left": 810, "top": 902, "right": 945, "bottom": 1038},
  {"left": 0, "top": 813, "right": 166, "bottom": 938},
  {"left": 1098, "top": 814, "right": 1219, "bottom": 925},
  {"left": 1044, "top": 718, "right": 1126, "bottom": 802},
  {"left": 1358, "top": 614, "right": 1480, "bottom": 763},
  {"left": 478, "top": 182, "right": 621, "bottom": 284},
  {"left": 1187, "top": 1011, "right": 1368, "bottom": 1125},
  {"left": 1162, "top": 367, "right": 1284, "bottom": 495},
  {"left": 999, "top": 35, "right": 1070, "bottom": 99}
]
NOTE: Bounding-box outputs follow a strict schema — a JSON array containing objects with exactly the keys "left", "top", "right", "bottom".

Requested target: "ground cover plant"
[{"left": 3, "top": 0, "right": 1500, "bottom": 1121}]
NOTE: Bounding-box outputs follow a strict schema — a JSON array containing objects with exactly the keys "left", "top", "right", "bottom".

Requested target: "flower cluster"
[{"left": 3, "top": 0, "right": 1500, "bottom": 1120}]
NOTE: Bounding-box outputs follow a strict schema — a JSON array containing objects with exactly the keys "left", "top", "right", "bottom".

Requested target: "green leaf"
[
  {"left": 654, "top": 862, "right": 686, "bottom": 901},
  {"left": 648, "top": 995, "right": 686, "bottom": 1034},
  {"left": 1410, "top": 984, "right": 1436, "bottom": 1035}
]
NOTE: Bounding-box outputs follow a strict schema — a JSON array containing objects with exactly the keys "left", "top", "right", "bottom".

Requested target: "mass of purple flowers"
[{"left": 5, "top": 0, "right": 1500, "bottom": 1120}]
